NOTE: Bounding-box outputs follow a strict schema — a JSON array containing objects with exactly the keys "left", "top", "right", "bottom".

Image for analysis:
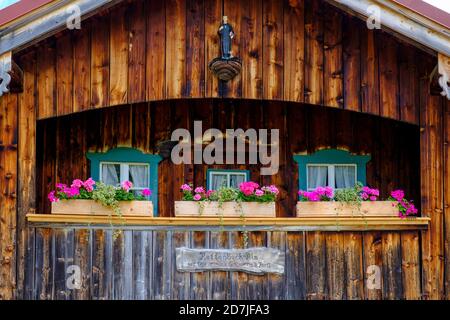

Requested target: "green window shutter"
[
  {"left": 87, "top": 148, "right": 162, "bottom": 216},
  {"left": 293, "top": 149, "right": 371, "bottom": 191}
]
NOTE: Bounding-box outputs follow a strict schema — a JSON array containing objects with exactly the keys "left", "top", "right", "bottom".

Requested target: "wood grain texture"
[
  {"left": 165, "top": 0, "right": 186, "bottom": 98},
  {"left": 342, "top": 15, "right": 360, "bottom": 112},
  {"left": 37, "top": 40, "right": 56, "bottom": 119},
  {"left": 262, "top": 0, "right": 283, "bottom": 100},
  {"left": 17, "top": 53, "right": 37, "bottom": 300},
  {"left": 304, "top": 0, "right": 323, "bottom": 105},
  {"left": 16, "top": 0, "right": 427, "bottom": 123},
  {"left": 0, "top": 93, "right": 18, "bottom": 300},
  {"left": 109, "top": 5, "right": 129, "bottom": 106},
  {"left": 284, "top": 0, "right": 305, "bottom": 103},
  {"left": 73, "top": 25, "right": 91, "bottom": 112},
  {"left": 379, "top": 33, "right": 399, "bottom": 120},
  {"left": 420, "top": 54, "right": 444, "bottom": 299},
  {"left": 91, "top": 14, "right": 110, "bottom": 108},
  {"left": 56, "top": 34, "right": 73, "bottom": 116},
  {"left": 323, "top": 3, "right": 342, "bottom": 108},
  {"left": 128, "top": 0, "right": 147, "bottom": 104},
  {"left": 241, "top": 0, "right": 263, "bottom": 99}
]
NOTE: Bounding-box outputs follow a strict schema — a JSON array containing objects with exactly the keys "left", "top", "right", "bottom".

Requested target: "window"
[
  {"left": 307, "top": 164, "right": 356, "bottom": 190},
  {"left": 294, "top": 149, "right": 371, "bottom": 191},
  {"left": 87, "top": 148, "right": 162, "bottom": 215},
  {"left": 207, "top": 169, "right": 250, "bottom": 190},
  {"left": 100, "top": 162, "right": 149, "bottom": 195}
]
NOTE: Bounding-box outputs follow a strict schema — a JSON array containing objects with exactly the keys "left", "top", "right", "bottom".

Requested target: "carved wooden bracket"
[
  {"left": 438, "top": 53, "right": 450, "bottom": 100},
  {"left": 0, "top": 51, "right": 23, "bottom": 96}
]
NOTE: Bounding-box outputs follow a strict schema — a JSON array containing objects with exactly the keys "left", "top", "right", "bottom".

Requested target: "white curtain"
[
  {"left": 129, "top": 165, "right": 148, "bottom": 188},
  {"left": 230, "top": 174, "right": 246, "bottom": 188},
  {"left": 307, "top": 166, "right": 328, "bottom": 189},
  {"left": 335, "top": 166, "right": 355, "bottom": 189},
  {"left": 102, "top": 164, "right": 120, "bottom": 186},
  {"left": 211, "top": 174, "right": 227, "bottom": 190}
]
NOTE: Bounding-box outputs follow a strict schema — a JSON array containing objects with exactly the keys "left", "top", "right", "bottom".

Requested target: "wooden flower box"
[
  {"left": 174, "top": 201, "right": 276, "bottom": 217},
  {"left": 296, "top": 201, "right": 398, "bottom": 217},
  {"left": 51, "top": 199, "right": 153, "bottom": 216}
]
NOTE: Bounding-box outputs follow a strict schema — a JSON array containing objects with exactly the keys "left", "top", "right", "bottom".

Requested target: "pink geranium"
[
  {"left": 181, "top": 184, "right": 192, "bottom": 192},
  {"left": 193, "top": 194, "right": 202, "bottom": 201},
  {"left": 71, "top": 179, "right": 84, "bottom": 188},
  {"left": 255, "top": 189, "right": 264, "bottom": 197},
  {"left": 83, "top": 178, "right": 96, "bottom": 192},
  {"left": 391, "top": 190, "right": 405, "bottom": 202},
  {"left": 194, "top": 187, "right": 205, "bottom": 194},
  {"left": 239, "top": 181, "right": 259, "bottom": 196},
  {"left": 48, "top": 191, "right": 59, "bottom": 203},
  {"left": 122, "top": 181, "right": 133, "bottom": 192},
  {"left": 141, "top": 189, "right": 152, "bottom": 197}
]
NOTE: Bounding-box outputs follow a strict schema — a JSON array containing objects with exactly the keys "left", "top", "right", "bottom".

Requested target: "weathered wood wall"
[
  {"left": 35, "top": 100, "right": 421, "bottom": 218},
  {"left": 0, "top": 0, "right": 448, "bottom": 301},
  {"left": 24, "top": 227, "right": 423, "bottom": 300},
  {"left": 13, "top": 0, "right": 422, "bottom": 124}
]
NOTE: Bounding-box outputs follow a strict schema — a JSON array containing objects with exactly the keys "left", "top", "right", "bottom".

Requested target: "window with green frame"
[
  {"left": 206, "top": 169, "right": 250, "bottom": 190},
  {"left": 293, "top": 149, "right": 371, "bottom": 191},
  {"left": 86, "top": 148, "right": 162, "bottom": 215}
]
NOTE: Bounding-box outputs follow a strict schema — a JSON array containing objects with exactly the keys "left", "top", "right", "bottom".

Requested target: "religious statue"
[
  {"left": 208, "top": 15, "right": 241, "bottom": 82},
  {"left": 218, "top": 16, "right": 235, "bottom": 60}
]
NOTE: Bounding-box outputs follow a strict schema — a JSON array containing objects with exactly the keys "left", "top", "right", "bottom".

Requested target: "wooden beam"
[
  {"left": 0, "top": 51, "right": 23, "bottom": 96},
  {"left": 26, "top": 214, "right": 430, "bottom": 231}
]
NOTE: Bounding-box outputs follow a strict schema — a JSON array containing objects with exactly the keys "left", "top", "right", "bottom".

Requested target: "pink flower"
[
  {"left": 194, "top": 187, "right": 205, "bottom": 194},
  {"left": 361, "top": 192, "right": 369, "bottom": 200},
  {"left": 71, "top": 179, "right": 84, "bottom": 188},
  {"left": 193, "top": 194, "right": 202, "bottom": 201},
  {"left": 369, "top": 196, "right": 377, "bottom": 201},
  {"left": 56, "top": 183, "right": 67, "bottom": 191},
  {"left": 206, "top": 190, "right": 215, "bottom": 197},
  {"left": 48, "top": 191, "right": 59, "bottom": 203},
  {"left": 267, "top": 185, "right": 280, "bottom": 195},
  {"left": 141, "top": 189, "right": 152, "bottom": 197},
  {"left": 307, "top": 192, "right": 320, "bottom": 202},
  {"left": 371, "top": 189, "right": 380, "bottom": 197},
  {"left": 63, "top": 186, "right": 80, "bottom": 198},
  {"left": 239, "top": 182, "right": 259, "bottom": 196},
  {"left": 391, "top": 190, "right": 405, "bottom": 202},
  {"left": 83, "top": 178, "right": 96, "bottom": 192},
  {"left": 122, "top": 181, "right": 133, "bottom": 192},
  {"left": 255, "top": 189, "right": 264, "bottom": 197},
  {"left": 181, "top": 184, "right": 192, "bottom": 191}
]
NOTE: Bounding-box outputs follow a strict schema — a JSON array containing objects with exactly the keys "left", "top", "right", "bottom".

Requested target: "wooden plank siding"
[
  {"left": 35, "top": 100, "right": 421, "bottom": 217},
  {"left": 2, "top": 0, "right": 450, "bottom": 301},
  {"left": 2, "top": 0, "right": 422, "bottom": 124}
]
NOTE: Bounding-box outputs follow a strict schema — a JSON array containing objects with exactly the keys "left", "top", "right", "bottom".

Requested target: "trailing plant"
[
  {"left": 389, "top": 189, "right": 419, "bottom": 218},
  {"left": 48, "top": 178, "right": 152, "bottom": 217},
  {"left": 333, "top": 183, "right": 364, "bottom": 216},
  {"left": 180, "top": 181, "right": 279, "bottom": 248},
  {"left": 180, "top": 182, "right": 279, "bottom": 203}
]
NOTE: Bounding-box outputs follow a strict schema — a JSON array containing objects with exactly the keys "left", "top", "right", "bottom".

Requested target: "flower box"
[
  {"left": 174, "top": 201, "right": 276, "bottom": 217},
  {"left": 51, "top": 199, "right": 153, "bottom": 216},
  {"left": 296, "top": 201, "right": 398, "bottom": 217}
]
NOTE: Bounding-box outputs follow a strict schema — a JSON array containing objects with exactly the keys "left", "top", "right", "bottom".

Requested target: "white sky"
[
  {"left": 0, "top": 0, "right": 20, "bottom": 11},
  {"left": 423, "top": 0, "right": 450, "bottom": 14}
]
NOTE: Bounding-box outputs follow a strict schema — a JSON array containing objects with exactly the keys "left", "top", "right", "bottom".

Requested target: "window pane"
[
  {"left": 307, "top": 166, "right": 328, "bottom": 189},
  {"left": 335, "top": 165, "right": 356, "bottom": 189},
  {"left": 129, "top": 165, "right": 149, "bottom": 188},
  {"left": 211, "top": 174, "right": 227, "bottom": 190},
  {"left": 101, "top": 164, "right": 120, "bottom": 186},
  {"left": 229, "top": 174, "right": 246, "bottom": 188}
]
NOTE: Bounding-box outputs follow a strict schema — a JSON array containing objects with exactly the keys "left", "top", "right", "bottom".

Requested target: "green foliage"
[{"left": 333, "top": 182, "right": 363, "bottom": 203}]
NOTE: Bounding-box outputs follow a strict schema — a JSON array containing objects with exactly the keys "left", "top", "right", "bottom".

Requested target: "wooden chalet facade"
[{"left": 0, "top": 0, "right": 449, "bottom": 300}]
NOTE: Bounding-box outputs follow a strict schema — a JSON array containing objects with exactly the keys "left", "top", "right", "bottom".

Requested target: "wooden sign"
[{"left": 176, "top": 247, "right": 285, "bottom": 275}]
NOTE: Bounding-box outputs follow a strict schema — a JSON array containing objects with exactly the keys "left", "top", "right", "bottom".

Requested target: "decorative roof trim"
[
  {"left": 0, "top": 0, "right": 121, "bottom": 56},
  {"left": 326, "top": 0, "right": 450, "bottom": 57}
]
